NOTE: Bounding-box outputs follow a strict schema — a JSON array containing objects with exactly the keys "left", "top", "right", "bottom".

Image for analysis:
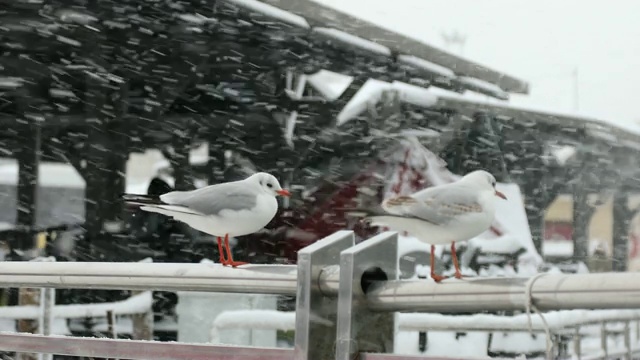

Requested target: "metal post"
[
  {"left": 624, "top": 321, "right": 631, "bottom": 360},
  {"left": 132, "top": 290, "right": 154, "bottom": 341},
  {"left": 601, "top": 322, "right": 608, "bottom": 359},
  {"left": 573, "top": 327, "right": 581, "bottom": 360},
  {"left": 37, "top": 287, "right": 54, "bottom": 360},
  {"left": 294, "top": 231, "right": 355, "bottom": 360},
  {"left": 335, "top": 232, "right": 398, "bottom": 360}
]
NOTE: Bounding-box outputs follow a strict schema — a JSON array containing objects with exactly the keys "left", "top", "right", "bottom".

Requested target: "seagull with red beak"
[
  {"left": 364, "top": 170, "right": 507, "bottom": 282},
  {"left": 123, "top": 172, "right": 290, "bottom": 267}
]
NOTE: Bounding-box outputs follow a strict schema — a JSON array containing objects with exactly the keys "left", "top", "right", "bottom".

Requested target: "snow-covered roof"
[
  {"left": 258, "top": 0, "right": 528, "bottom": 94},
  {"left": 216, "top": 0, "right": 527, "bottom": 96},
  {"left": 333, "top": 79, "right": 640, "bottom": 149},
  {"left": 434, "top": 92, "right": 640, "bottom": 146}
]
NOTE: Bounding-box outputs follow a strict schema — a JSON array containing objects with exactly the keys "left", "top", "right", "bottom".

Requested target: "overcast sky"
[{"left": 314, "top": 0, "right": 640, "bottom": 126}]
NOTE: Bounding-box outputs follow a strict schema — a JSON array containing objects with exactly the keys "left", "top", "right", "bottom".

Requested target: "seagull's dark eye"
[{"left": 267, "top": 183, "right": 273, "bottom": 188}]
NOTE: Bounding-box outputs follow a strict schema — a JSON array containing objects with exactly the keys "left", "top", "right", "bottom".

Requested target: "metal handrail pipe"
[
  {"left": 0, "top": 262, "right": 300, "bottom": 295},
  {"left": 367, "top": 273, "right": 640, "bottom": 313}
]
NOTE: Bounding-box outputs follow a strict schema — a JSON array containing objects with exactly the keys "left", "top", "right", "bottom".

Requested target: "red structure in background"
[
  {"left": 544, "top": 221, "right": 573, "bottom": 241},
  {"left": 250, "top": 138, "right": 509, "bottom": 264}
]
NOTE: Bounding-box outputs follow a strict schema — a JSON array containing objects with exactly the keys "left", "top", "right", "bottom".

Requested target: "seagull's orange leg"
[
  {"left": 430, "top": 244, "right": 448, "bottom": 283},
  {"left": 224, "top": 234, "right": 248, "bottom": 267},
  {"left": 217, "top": 236, "right": 228, "bottom": 265},
  {"left": 451, "top": 242, "right": 463, "bottom": 279}
]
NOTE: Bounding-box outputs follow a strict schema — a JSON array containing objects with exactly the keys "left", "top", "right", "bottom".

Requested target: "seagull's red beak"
[
  {"left": 276, "top": 189, "right": 291, "bottom": 197},
  {"left": 495, "top": 190, "right": 507, "bottom": 200}
]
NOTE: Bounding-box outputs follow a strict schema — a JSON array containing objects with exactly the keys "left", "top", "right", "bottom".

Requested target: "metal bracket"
[
  {"left": 336, "top": 231, "right": 398, "bottom": 360},
  {"left": 294, "top": 230, "right": 355, "bottom": 360}
]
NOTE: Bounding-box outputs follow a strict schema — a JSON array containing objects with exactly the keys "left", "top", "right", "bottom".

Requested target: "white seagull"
[
  {"left": 123, "top": 172, "right": 290, "bottom": 267},
  {"left": 364, "top": 170, "right": 507, "bottom": 282}
]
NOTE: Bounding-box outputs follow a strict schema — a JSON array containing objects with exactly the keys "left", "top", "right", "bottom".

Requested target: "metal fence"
[{"left": 0, "top": 231, "right": 639, "bottom": 359}]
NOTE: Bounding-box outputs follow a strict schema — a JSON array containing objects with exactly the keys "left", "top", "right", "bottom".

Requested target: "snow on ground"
[
  {"left": 543, "top": 240, "right": 574, "bottom": 257},
  {"left": 0, "top": 160, "right": 85, "bottom": 188}
]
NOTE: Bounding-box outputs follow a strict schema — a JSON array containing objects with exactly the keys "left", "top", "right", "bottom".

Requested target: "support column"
[
  {"left": 14, "top": 123, "right": 41, "bottom": 251},
  {"left": 612, "top": 191, "right": 630, "bottom": 272},
  {"left": 102, "top": 81, "right": 130, "bottom": 230},
  {"left": 527, "top": 209, "right": 545, "bottom": 258},
  {"left": 170, "top": 125, "right": 192, "bottom": 191},
  {"left": 572, "top": 187, "right": 590, "bottom": 262},
  {"left": 84, "top": 75, "right": 111, "bottom": 243}
]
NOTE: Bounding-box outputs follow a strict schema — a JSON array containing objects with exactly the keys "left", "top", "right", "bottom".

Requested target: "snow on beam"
[
  {"left": 0, "top": 332, "right": 294, "bottom": 360},
  {"left": 457, "top": 76, "right": 510, "bottom": 100},
  {"left": 367, "top": 272, "right": 640, "bottom": 313},
  {"left": 312, "top": 27, "right": 392, "bottom": 56},
  {"left": 225, "top": 0, "right": 310, "bottom": 29},
  {"left": 397, "top": 55, "right": 456, "bottom": 79},
  {"left": 0, "top": 262, "right": 299, "bottom": 295}
]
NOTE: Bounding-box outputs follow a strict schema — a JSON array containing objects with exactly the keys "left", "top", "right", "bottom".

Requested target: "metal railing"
[
  {"left": 208, "top": 309, "right": 640, "bottom": 359},
  {"left": 0, "top": 231, "right": 639, "bottom": 359}
]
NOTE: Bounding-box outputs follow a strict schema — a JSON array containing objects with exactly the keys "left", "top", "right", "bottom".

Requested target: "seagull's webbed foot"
[
  {"left": 223, "top": 234, "right": 248, "bottom": 267},
  {"left": 431, "top": 273, "right": 449, "bottom": 283},
  {"left": 430, "top": 244, "right": 449, "bottom": 283},
  {"left": 451, "top": 241, "right": 464, "bottom": 280}
]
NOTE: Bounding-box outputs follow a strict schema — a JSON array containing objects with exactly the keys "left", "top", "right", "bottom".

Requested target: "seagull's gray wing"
[
  {"left": 161, "top": 181, "right": 259, "bottom": 216},
  {"left": 382, "top": 185, "right": 482, "bottom": 225}
]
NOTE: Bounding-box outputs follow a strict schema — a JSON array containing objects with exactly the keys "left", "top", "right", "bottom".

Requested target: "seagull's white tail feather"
[
  {"left": 159, "top": 191, "right": 190, "bottom": 204},
  {"left": 140, "top": 205, "right": 218, "bottom": 235},
  {"left": 140, "top": 204, "right": 203, "bottom": 217},
  {"left": 366, "top": 215, "right": 403, "bottom": 227}
]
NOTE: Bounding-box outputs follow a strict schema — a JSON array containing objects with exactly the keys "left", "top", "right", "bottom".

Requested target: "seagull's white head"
[
  {"left": 246, "top": 172, "right": 291, "bottom": 197},
  {"left": 459, "top": 170, "right": 507, "bottom": 200}
]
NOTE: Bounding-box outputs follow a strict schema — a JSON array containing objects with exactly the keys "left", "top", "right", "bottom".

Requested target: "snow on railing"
[
  {"left": 208, "top": 309, "right": 640, "bottom": 359},
  {"left": 0, "top": 291, "right": 152, "bottom": 320}
]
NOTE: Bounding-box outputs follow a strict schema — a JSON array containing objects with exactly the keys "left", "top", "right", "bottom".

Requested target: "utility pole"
[
  {"left": 572, "top": 67, "right": 580, "bottom": 111},
  {"left": 440, "top": 30, "right": 467, "bottom": 56}
]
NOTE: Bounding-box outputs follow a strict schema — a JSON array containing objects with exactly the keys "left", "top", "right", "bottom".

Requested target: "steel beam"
[
  {"left": 366, "top": 273, "right": 640, "bottom": 313},
  {"left": 0, "top": 332, "right": 293, "bottom": 360},
  {"left": 294, "top": 230, "right": 355, "bottom": 360},
  {"left": 335, "top": 232, "right": 398, "bottom": 360},
  {"left": 2, "top": 255, "right": 640, "bottom": 313},
  {"left": 0, "top": 262, "right": 299, "bottom": 295}
]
